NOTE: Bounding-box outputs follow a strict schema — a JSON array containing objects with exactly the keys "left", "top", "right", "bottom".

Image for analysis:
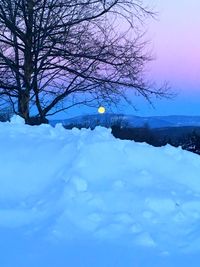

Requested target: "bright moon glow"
[{"left": 98, "top": 106, "right": 106, "bottom": 114}]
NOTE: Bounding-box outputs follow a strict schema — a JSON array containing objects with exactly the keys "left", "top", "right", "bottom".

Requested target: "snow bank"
[{"left": 1, "top": 117, "right": 200, "bottom": 266}]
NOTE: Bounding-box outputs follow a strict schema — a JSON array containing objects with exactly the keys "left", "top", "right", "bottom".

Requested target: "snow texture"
[{"left": 0, "top": 117, "right": 200, "bottom": 266}]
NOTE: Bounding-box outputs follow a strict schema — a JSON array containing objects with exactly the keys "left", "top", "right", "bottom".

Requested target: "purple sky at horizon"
[
  {"left": 134, "top": 0, "right": 200, "bottom": 116},
  {"left": 55, "top": 0, "right": 200, "bottom": 119}
]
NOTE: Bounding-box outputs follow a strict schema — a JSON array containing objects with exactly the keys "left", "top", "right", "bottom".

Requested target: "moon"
[{"left": 98, "top": 106, "right": 106, "bottom": 114}]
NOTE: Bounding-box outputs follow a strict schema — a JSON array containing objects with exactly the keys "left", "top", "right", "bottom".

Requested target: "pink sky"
[{"left": 148, "top": 0, "right": 200, "bottom": 92}]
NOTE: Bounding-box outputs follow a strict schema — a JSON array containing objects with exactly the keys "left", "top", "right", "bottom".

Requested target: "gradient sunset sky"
[
  {"left": 143, "top": 0, "right": 200, "bottom": 116},
  {"left": 59, "top": 0, "right": 200, "bottom": 119}
]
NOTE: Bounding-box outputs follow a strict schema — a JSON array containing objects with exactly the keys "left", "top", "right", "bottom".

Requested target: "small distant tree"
[
  {"left": 0, "top": 105, "right": 13, "bottom": 121},
  {"left": 0, "top": 0, "right": 169, "bottom": 124}
]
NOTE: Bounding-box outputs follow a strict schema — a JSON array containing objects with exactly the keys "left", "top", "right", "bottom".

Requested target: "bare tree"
[{"left": 0, "top": 0, "right": 167, "bottom": 124}]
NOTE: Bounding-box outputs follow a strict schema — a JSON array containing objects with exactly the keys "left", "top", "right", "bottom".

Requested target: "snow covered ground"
[{"left": 1, "top": 116, "right": 200, "bottom": 267}]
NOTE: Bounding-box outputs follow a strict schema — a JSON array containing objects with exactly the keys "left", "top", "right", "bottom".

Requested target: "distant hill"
[{"left": 50, "top": 114, "right": 200, "bottom": 129}]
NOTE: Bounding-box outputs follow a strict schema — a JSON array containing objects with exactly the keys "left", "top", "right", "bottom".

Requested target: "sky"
[
  {"left": 143, "top": 0, "right": 200, "bottom": 116},
  {"left": 56, "top": 0, "right": 200, "bottom": 119}
]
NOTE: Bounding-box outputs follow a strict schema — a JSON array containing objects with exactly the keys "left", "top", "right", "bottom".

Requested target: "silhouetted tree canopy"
[{"left": 0, "top": 0, "right": 168, "bottom": 124}]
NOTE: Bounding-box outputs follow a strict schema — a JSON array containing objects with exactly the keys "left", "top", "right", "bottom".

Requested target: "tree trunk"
[
  {"left": 18, "top": 0, "right": 34, "bottom": 123},
  {"left": 18, "top": 90, "right": 30, "bottom": 122},
  {"left": 27, "top": 116, "right": 49, "bottom": 125}
]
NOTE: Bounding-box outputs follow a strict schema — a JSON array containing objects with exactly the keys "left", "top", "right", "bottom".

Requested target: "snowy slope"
[
  {"left": 51, "top": 114, "right": 200, "bottom": 128},
  {"left": 1, "top": 116, "right": 200, "bottom": 267}
]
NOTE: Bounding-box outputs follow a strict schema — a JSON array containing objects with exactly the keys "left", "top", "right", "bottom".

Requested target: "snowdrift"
[{"left": 1, "top": 116, "right": 200, "bottom": 267}]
